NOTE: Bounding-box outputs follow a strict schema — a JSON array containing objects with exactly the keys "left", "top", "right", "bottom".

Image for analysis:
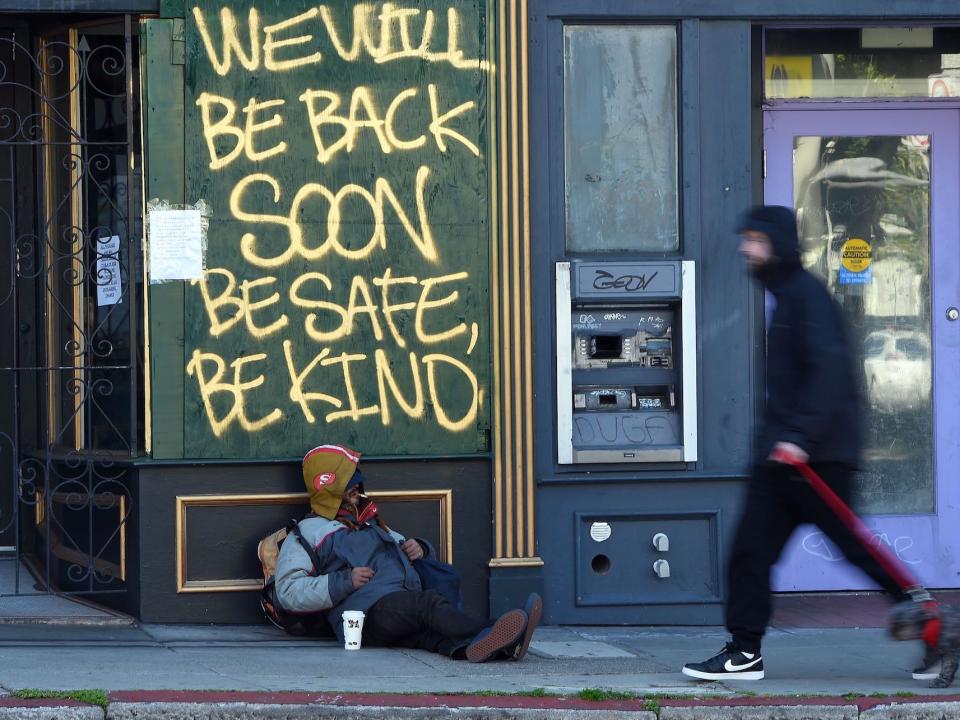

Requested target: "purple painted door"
[{"left": 764, "top": 108, "right": 960, "bottom": 591}]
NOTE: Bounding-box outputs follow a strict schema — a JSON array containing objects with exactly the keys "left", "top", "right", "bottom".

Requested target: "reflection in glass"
[
  {"left": 766, "top": 27, "right": 960, "bottom": 99},
  {"left": 563, "top": 26, "right": 678, "bottom": 252},
  {"left": 793, "top": 134, "right": 932, "bottom": 514}
]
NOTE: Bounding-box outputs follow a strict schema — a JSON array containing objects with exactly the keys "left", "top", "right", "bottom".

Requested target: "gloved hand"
[{"left": 769, "top": 441, "right": 809, "bottom": 466}]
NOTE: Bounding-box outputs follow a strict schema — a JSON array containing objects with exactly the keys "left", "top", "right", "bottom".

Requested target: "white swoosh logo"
[{"left": 724, "top": 657, "right": 761, "bottom": 672}]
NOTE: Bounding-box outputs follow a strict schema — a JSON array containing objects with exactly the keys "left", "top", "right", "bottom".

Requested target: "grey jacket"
[{"left": 274, "top": 516, "right": 430, "bottom": 640}]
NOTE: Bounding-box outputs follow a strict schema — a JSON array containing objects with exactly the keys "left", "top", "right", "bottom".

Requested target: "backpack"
[
  {"left": 412, "top": 557, "right": 463, "bottom": 611},
  {"left": 257, "top": 519, "right": 332, "bottom": 637}
]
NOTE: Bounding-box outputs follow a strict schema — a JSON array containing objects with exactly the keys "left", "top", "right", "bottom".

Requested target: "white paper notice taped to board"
[{"left": 149, "top": 209, "right": 203, "bottom": 282}]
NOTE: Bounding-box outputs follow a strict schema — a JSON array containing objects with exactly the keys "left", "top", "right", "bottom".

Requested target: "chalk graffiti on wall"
[
  {"left": 800, "top": 530, "right": 922, "bottom": 565},
  {"left": 183, "top": 2, "right": 490, "bottom": 455}
]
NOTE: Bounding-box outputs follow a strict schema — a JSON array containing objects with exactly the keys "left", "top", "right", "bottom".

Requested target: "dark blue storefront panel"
[
  {"left": 574, "top": 510, "right": 721, "bottom": 607},
  {"left": 695, "top": 21, "right": 757, "bottom": 471},
  {"left": 540, "top": 482, "right": 739, "bottom": 624},
  {"left": 531, "top": 6, "right": 757, "bottom": 622}
]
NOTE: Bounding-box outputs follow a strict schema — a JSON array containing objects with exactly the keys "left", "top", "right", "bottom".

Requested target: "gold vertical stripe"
[
  {"left": 119, "top": 494, "right": 127, "bottom": 581},
  {"left": 491, "top": 0, "right": 540, "bottom": 565},
  {"left": 69, "top": 28, "right": 84, "bottom": 450},
  {"left": 520, "top": 0, "right": 535, "bottom": 556},
  {"left": 40, "top": 41, "right": 57, "bottom": 447},
  {"left": 175, "top": 495, "right": 185, "bottom": 593},
  {"left": 490, "top": 2, "right": 503, "bottom": 560},
  {"left": 510, "top": 0, "right": 524, "bottom": 557},
  {"left": 138, "top": 37, "right": 153, "bottom": 454},
  {"left": 498, "top": 0, "right": 513, "bottom": 559}
]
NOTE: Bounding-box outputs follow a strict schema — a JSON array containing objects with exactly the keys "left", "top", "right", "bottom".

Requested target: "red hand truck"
[{"left": 768, "top": 448, "right": 934, "bottom": 609}]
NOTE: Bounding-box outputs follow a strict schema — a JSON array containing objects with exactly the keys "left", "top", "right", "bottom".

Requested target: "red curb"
[
  {"left": 0, "top": 698, "right": 88, "bottom": 708},
  {"left": 107, "top": 691, "right": 645, "bottom": 711},
  {"left": 104, "top": 690, "right": 960, "bottom": 711}
]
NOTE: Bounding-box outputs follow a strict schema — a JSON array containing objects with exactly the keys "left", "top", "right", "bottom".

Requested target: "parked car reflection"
[{"left": 862, "top": 330, "right": 931, "bottom": 413}]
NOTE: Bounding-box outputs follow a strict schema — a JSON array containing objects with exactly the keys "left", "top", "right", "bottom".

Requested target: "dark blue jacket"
[{"left": 739, "top": 206, "right": 862, "bottom": 466}]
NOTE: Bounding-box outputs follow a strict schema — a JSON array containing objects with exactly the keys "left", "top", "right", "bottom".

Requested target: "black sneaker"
[
  {"left": 682, "top": 643, "right": 764, "bottom": 680},
  {"left": 913, "top": 649, "right": 942, "bottom": 680}
]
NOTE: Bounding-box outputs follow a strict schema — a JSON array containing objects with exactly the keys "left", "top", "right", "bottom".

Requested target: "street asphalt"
[{"left": 1, "top": 621, "right": 959, "bottom": 719}]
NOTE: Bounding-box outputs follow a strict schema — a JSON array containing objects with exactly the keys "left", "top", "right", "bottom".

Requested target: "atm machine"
[
  {"left": 556, "top": 260, "right": 697, "bottom": 465},
  {"left": 545, "top": 260, "right": 722, "bottom": 618}
]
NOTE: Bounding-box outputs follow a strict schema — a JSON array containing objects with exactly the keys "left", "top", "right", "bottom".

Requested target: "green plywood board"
[
  {"left": 142, "top": 19, "right": 186, "bottom": 459},
  {"left": 160, "top": 0, "right": 186, "bottom": 18},
  {"left": 180, "top": 1, "right": 491, "bottom": 459}
]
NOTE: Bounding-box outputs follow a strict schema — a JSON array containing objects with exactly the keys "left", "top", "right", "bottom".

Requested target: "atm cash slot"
[{"left": 573, "top": 385, "right": 675, "bottom": 412}]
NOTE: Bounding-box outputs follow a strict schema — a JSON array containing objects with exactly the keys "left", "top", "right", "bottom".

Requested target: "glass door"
[{"left": 764, "top": 108, "right": 960, "bottom": 590}]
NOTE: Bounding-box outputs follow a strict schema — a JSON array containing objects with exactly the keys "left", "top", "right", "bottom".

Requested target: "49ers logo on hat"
[{"left": 313, "top": 472, "right": 336, "bottom": 490}]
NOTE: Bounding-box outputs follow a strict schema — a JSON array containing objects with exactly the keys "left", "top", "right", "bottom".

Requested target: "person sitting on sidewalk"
[{"left": 275, "top": 443, "right": 542, "bottom": 661}]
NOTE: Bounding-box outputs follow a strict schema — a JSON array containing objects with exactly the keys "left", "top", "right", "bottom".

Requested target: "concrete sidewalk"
[{"left": 1, "top": 622, "right": 959, "bottom": 719}]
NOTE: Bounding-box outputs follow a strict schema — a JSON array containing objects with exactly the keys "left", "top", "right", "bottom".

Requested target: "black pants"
[
  {"left": 364, "top": 589, "right": 486, "bottom": 657},
  {"left": 726, "top": 462, "right": 910, "bottom": 653}
]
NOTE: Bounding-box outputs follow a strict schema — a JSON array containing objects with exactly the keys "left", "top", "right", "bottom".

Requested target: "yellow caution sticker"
[{"left": 840, "top": 238, "right": 873, "bottom": 273}]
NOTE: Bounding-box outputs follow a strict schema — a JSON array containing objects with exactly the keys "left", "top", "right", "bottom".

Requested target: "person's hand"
[
  {"left": 769, "top": 441, "right": 809, "bottom": 465},
  {"left": 400, "top": 539, "right": 424, "bottom": 562},
  {"left": 351, "top": 567, "right": 374, "bottom": 589}
]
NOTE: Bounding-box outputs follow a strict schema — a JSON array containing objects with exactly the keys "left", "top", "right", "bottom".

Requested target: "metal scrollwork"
[{"left": 1, "top": 21, "right": 139, "bottom": 598}]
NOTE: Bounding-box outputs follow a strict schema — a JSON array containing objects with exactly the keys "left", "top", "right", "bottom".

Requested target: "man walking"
[{"left": 682, "top": 205, "right": 929, "bottom": 681}]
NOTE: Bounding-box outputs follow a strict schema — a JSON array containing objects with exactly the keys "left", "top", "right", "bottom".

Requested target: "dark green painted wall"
[{"left": 150, "top": 1, "right": 491, "bottom": 459}]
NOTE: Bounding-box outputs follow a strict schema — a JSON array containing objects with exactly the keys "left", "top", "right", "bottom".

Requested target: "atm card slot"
[{"left": 573, "top": 385, "right": 675, "bottom": 412}]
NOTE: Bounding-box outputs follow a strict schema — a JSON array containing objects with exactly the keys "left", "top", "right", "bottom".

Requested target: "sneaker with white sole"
[
  {"left": 913, "top": 649, "right": 942, "bottom": 680},
  {"left": 682, "top": 643, "right": 764, "bottom": 680}
]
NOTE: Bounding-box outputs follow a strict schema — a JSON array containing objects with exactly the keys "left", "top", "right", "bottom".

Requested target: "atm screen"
[{"left": 589, "top": 334, "right": 623, "bottom": 360}]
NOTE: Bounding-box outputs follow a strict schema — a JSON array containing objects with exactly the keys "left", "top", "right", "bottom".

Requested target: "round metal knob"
[{"left": 948, "top": 307, "right": 960, "bottom": 322}]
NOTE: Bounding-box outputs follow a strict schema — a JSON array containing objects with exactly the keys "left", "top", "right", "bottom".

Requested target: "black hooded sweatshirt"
[{"left": 738, "top": 206, "right": 862, "bottom": 466}]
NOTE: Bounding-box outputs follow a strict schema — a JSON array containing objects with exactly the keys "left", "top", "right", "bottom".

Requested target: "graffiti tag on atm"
[
  {"left": 592, "top": 269, "right": 659, "bottom": 292},
  {"left": 574, "top": 415, "right": 677, "bottom": 445}
]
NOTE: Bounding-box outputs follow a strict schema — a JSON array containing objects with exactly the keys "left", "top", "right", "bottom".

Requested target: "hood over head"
[
  {"left": 302, "top": 444, "right": 362, "bottom": 519},
  {"left": 736, "top": 205, "right": 802, "bottom": 272}
]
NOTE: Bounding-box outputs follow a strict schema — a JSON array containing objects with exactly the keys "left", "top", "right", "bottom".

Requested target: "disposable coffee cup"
[{"left": 342, "top": 610, "right": 365, "bottom": 650}]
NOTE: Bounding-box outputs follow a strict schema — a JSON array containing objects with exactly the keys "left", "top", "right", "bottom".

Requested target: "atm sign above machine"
[{"left": 573, "top": 262, "right": 681, "bottom": 299}]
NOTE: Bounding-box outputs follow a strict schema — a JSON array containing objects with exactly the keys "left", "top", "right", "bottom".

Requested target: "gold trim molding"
[
  {"left": 490, "top": 0, "right": 537, "bottom": 566},
  {"left": 36, "top": 490, "right": 127, "bottom": 582},
  {"left": 489, "top": 556, "right": 543, "bottom": 568},
  {"left": 175, "top": 490, "right": 454, "bottom": 594}
]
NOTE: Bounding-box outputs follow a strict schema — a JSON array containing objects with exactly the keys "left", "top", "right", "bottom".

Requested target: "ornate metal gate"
[{"left": 0, "top": 16, "right": 141, "bottom": 599}]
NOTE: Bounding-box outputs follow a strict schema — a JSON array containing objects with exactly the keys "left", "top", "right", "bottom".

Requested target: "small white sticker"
[{"left": 590, "top": 522, "right": 612, "bottom": 543}]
